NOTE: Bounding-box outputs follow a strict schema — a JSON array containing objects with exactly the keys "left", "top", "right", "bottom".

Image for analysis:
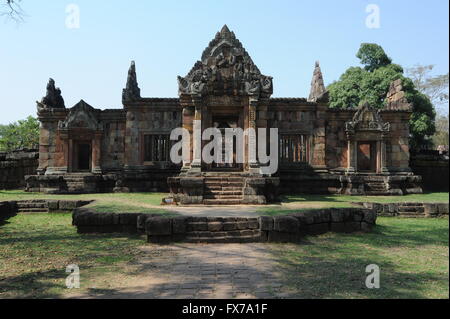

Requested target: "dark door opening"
[
  {"left": 76, "top": 143, "right": 91, "bottom": 171},
  {"left": 357, "top": 141, "right": 377, "bottom": 172},
  {"left": 210, "top": 116, "right": 242, "bottom": 171}
]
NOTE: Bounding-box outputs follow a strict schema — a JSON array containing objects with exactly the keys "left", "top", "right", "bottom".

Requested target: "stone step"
[
  {"left": 398, "top": 206, "right": 425, "bottom": 213},
  {"left": 203, "top": 199, "right": 243, "bottom": 205},
  {"left": 17, "top": 202, "right": 47, "bottom": 208},
  {"left": 204, "top": 190, "right": 243, "bottom": 196},
  {"left": 18, "top": 208, "right": 48, "bottom": 213},
  {"left": 365, "top": 191, "right": 388, "bottom": 196},
  {"left": 184, "top": 235, "right": 263, "bottom": 243},
  {"left": 204, "top": 181, "right": 243, "bottom": 186},
  {"left": 203, "top": 185, "right": 242, "bottom": 192},
  {"left": 204, "top": 195, "right": 243, "bottom": 200},
  {"left": 400, "top": 202, "right": 424, "bottom": 207},
  {"left": 204, "top": 177, "right": 243, "bottom": 182},
  {"left": 397, "top": 213, "right": 425, "bottom": 218}
]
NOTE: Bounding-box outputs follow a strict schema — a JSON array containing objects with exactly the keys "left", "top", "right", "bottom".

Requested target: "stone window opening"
[
  {"left": 279, "top": 134, "right": 310, "bottom": 163},
  {"left": 143, "top": 134, "right": 172, "bottom": 162}
]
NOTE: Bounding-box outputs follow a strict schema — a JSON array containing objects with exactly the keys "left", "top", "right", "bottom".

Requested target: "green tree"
[
  {"left": 0, "top": 116, "right": 39, "bottom": 151},
  {"left": 328, "top": 43, "right": 436, "bottom": 151},
  {"left": 356, "top": 43, "right": 392, "bottom": 72},
  {"left": 406, "top": 65, "right": 448, "bottom": 149}
]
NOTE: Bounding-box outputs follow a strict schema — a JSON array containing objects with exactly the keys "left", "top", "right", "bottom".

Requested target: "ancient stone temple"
[{"left": 26, "top": 25, "right": 422, "bottom": 203}]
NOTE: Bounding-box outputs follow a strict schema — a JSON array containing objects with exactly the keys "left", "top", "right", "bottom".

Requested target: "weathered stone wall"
[
  {"left": 72, "top": 207, "right": 378, "bottom": 243},
  {"left": 356, "top": 201, "right": 449, "bottom": 217},
  {"left": 325, "top": 110, "right": 351, "bottom": 171},
  {"left": 0, "top": 149, "right": 38, "bottom": 189},
  {"left": 73, "top": 209, "right": 160, "bottom": 234},
  {"left": 0, "top": 199, "right": 92, "bottom": 214},
  {"left": 410, "top": 152, "right": 449, "bottom": 191},
  {"left": 100, "top": 111, "right": 126, "bottom": 171},
  {"left": 382, "top": 111, "right": 411, "bottom": 172},
  {"left": 0, "top": 201, "right": 17, "bottom": 222},
  {"left": 124, "top": 99, "right": 181, "bottom": 168}
]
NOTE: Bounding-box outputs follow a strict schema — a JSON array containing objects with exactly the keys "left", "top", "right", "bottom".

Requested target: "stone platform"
[{"left": 167, "top": 174, "right": 280, "bottom": 205}]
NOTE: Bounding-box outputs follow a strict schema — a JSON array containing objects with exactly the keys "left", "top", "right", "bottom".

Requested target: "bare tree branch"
[
  {"left": 1, "top": 0, "right": 25, "bottom": 22},
  {"left": 407, "top": 64, "right": 449, "bottom": 115}
]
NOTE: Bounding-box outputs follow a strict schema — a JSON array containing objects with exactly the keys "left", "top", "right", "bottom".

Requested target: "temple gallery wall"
[{"left": 23, "top": 25, "right": 426, "bottom": 204}]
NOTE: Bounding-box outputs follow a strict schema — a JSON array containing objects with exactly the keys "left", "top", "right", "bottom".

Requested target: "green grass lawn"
[
  {"left": 0, "top": 213, "right": 146, "bottom": 298},
  {"left": 0, "top": 212, "right": 448, "bottom": 298},
  {"left": 271, "top": 217, "right": 449, "bottom": 299}
]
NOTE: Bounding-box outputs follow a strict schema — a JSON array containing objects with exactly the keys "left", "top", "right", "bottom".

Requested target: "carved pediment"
[
  {"left": 178, "top": 25, "right": 273, "bottom": 98},
  {"left": 58, "top": 100, "right": 102, "bottom": 131},
  {"left": 345, "top": 102, "right": 390, "bottom": 134}
]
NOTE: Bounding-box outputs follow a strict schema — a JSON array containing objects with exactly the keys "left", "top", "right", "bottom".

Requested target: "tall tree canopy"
[
  {"left": 0, "top": 116, "right": 39, "bottom": 152},
  {"left": 328, "top": 43, "right": 436, "bottom": 151}
]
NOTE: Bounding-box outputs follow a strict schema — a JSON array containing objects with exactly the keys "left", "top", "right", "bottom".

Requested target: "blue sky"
[{"left": 0, "top": 0, "right": 448, "bottom": 124}]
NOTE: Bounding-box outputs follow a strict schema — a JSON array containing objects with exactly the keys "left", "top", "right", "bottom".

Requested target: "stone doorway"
[
  {"left": 210, "top": 116, "right": 242, "bottom": 171},
  {"left": 74, "top": 142, "right": 91, "bottom": 172},
  {"left": 357, "top": 141, "right": 377, "bottom": 172}
]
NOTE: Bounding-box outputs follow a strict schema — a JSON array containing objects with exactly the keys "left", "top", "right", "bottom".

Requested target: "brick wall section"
[{"left": 0, "top": 150, "right": 38, "bottom": 189}]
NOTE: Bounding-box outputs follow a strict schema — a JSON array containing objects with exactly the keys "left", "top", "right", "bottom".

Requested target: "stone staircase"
[
  {"left": 397, "top": 203, "right": 425, "bottom": 217},
  {"left": 16, "top": 200, "right": 48, "bottom": 213},
  {"left": 203, "top": 176, "right": 244, "bottom": 205},
  {"left": 365, "top": 181, "right": 387, "bottom": 195},
  {"left": 63, "top": 173, "right": 98, "bottom": 193},
  {"left": 184, "top": 217, "right": 262, "bottom": 243}
]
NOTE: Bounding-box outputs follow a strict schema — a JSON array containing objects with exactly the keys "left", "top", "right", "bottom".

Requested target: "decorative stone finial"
[
  {"left": 38, "top": 78, "right": 65, "bottom": 109},
  {"left": 308, "top": 61, "right": 328, "bottom": 103},
  {"left": 122, "top": 61, "right": 141, "bottom": 102},
  {"left": 385, "top": 79, "right": 412, "bottom": 111}
]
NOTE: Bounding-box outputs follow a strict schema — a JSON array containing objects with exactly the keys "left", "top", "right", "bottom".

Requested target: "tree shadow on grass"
[{"left": 274, "top": 248, "right": 446, "bottom": 299}]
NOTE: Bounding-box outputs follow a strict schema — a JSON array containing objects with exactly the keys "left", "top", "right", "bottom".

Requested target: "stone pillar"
[
  {"left": 380, "top": 137, "right": 389, "bottom": 174},
  {"left": 189, "top": 96, "right": 202, "bottom": 175},
  {"left": 37, "top": 121, "right": 50, "bottom": 175},
  {"left": 248, "top": 96, "right": 260, "bottom": 174},
  {"left": 92, "top": 132, "right": 102, "bottom": 174},
  {"left": 181, "top": 106, "right": 194, "bottom": 174},
  {"left": 347, "top": 138, "right": 356, "bottom": 174}
]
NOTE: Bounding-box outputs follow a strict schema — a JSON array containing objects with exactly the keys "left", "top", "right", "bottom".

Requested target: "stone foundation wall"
[
  {"left": 73, "top": 209, "right": 161, "bottom": 234},
  {"left": 278, "top": 172, "right": 422, "bottom": 196},
  {"left": 72, "top": 207, "right": 378, "bottom": 243},
  {"left": 356, "top": 202, "right": 449, "bottom": 217},
  {"left": 0, "top": 199, "right": 92, "bottom": 215},
  {"left": 0, "top": 201, "right": 17, "bottom": 222},
  {"left": 0, "top": 149, "right": 38, "bottom": 189},
  {"left": 410, "top": 152, "right": 449, "bottom": 192}
]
